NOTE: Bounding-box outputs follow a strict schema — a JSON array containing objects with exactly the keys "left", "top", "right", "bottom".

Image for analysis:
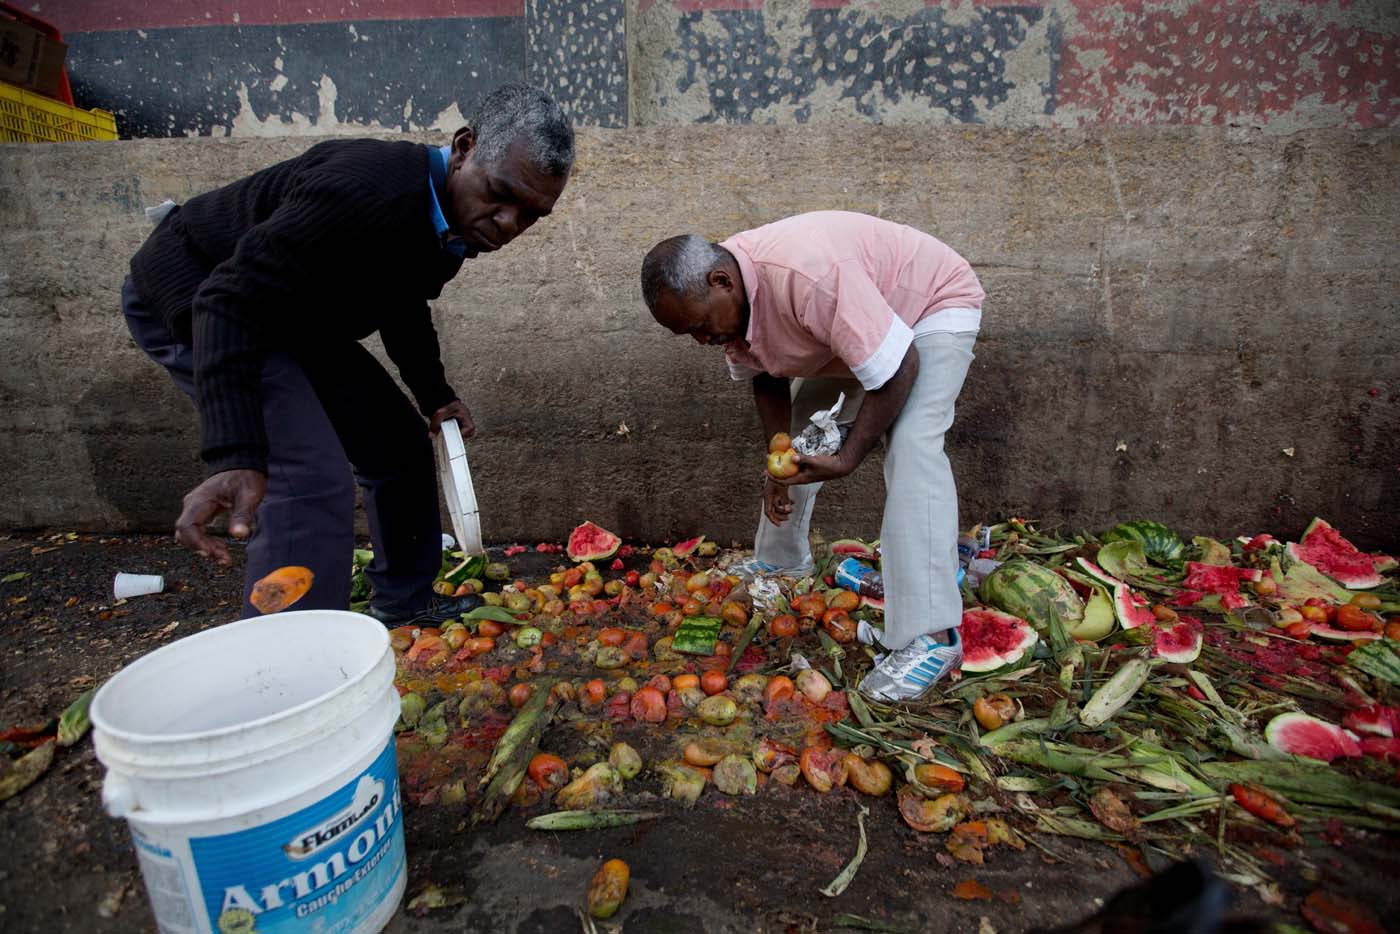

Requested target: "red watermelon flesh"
[
  {"left": 673, "top": 535, "right": 705, "bottom": 558},
  {"left": 1240, "top": 533, "right": 1278, "bottom": 552},
  {"left": 1288, "top": 518, "right": 1395, "bottom": 589},
  {"left": 959, "top": 608, "right": 1038, "bottom": 673},
  {"left": 1183, "top": 562, "right": 1262, "bottom": 593},
  {"left": 1113, "top": 583, "right": 1156, "bottom": 630},
  {"left": 565, "top": 521, "right": 621, "bottom": 562},
  {"left": 859, "top": 595, "right": 884, "bottom": 612},
  {"left": 1152, "top": 615, "right": 1203, "bottom": 664},
  {"left": 1360, "top": 736, "right": 1400, "bottom": 763},
  {"left": 1343, "top": 704, "right": 1400, "bottom": 738},
  {"left": 1265, "top": 712, "right": 1362, "bottom": 763},
  {"left": 831, "top": 539, "right": 879, "bottom": 561}
]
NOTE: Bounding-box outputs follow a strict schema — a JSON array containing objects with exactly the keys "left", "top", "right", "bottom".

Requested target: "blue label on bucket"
[{"left": 189, "top": 739, "right": 404, "bottom": 934}]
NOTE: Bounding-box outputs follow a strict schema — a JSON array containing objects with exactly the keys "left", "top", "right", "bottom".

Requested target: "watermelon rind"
[
  {"left": 1288, "top": 517, "right": 1392, "bottom": 589},
  {"left": 1113, "top": 583, "right": 1156, "bottom": 631},
  {"left": 1072, "top": 586, "right": 1118, "bottom": 642},
  {"left": 1306, "top": 622, "right": 1382, "bottom": 643},
  {"left": 959, "top": 608, "right": 1038, "bottom": 673},
  {"left": 444, "top": 554, "right": 487, "bottom": 586},
  {"left": 1076, "top": 558, "right": 1123, "bottom": 590},
  {"left": 673, "top": 535, "right": 705, "bottom": 558},
  {"left": 1152, "top": 618, "right": 1203, "bottom": 664},
  {"left": 830, "top": 538, "right": 879, "bottom": 561},
  {"left": 1101, "top": 520, "right": 1185, "bottom": 566},
  {"left": 979, "top": 560, "right": 1084, "bottom": 639},
  {"left": 566, "top": 521, "right": 622, "bottom": 562},
  {"left": 1264, "top": 711, "right": 1362, "bottom": 763}
]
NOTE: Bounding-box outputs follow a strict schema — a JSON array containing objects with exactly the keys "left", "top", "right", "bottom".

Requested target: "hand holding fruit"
[
  {"left": 766, "top": 433, "right": 853, "bottom": 486},
  {"left": 766, "top": 432, "right": 798, "bottom": 479},
  {"left": 763, "top": 478, "right": 794, "bottom": 526}
]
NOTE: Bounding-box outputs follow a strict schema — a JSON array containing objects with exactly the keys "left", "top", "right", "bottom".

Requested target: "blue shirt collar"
[{"left": 427, "top": 145, "right": 466, "bottom": 258}]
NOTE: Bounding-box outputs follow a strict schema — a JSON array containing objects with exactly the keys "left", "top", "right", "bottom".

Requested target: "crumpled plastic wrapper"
[
  {"left": 792, "top": 393, "right": 851, "bottom": 456},
  {"left": 747, "top": 577, "right": 784, "bottom": 614}
]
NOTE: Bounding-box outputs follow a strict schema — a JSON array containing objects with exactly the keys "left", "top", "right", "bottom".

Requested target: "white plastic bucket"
[{"left": 91, "top": 610, "right": 406, "bottom": 934}]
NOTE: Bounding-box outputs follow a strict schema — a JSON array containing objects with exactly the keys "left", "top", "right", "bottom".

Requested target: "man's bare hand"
[
  {"left": 429, "top": 399, "right": 475, "bottom": 438},
  {"left": 174, "top": 469, "right": 267, "bottom": 566},
  {"left": 772, "top": 450, "right": 856, "bottom": 487},
  {"left": 763, "top": 477, "right": 795, "bottom": 526}
]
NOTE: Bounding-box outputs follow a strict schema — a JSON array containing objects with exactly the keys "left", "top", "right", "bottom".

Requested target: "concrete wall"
[
  {"left": 42, "top": 1, "right": 1400, "bottom": 137},
  {"left": 2, "top": 126, "right": 1397, "bottom": 549}
]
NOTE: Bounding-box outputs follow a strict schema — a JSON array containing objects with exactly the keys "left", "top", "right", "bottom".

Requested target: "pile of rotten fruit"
[{"left": 379, "top": 516, "right": 1400, "bottom": 920}]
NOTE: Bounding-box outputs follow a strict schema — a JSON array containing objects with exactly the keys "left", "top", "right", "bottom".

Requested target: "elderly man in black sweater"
[{"left": 124, "top": 83, "right": 573, "bottom": 625}]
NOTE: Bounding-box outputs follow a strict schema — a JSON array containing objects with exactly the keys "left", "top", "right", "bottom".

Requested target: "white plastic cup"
[
  {"left": 113, "top": 573, "right": 164, "bottom": 600},
  {"left": 441, "top": 533, "right": 456, "bottom": 551}
]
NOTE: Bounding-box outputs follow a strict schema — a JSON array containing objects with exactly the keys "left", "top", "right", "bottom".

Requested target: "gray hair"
[
  {"left": 470, "top": 83, "right": 574, "bottom": 177},
  {"left": 641, "top": 234, "right": 728, "bottom": 311}
]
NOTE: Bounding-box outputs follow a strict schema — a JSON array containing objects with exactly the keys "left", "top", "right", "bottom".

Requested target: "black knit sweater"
[{"left": 130, "top": 139, "right": 465, "bottom": 475}]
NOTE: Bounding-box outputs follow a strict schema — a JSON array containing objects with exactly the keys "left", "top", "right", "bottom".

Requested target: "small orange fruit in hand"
[
  {"left": 250, "top": 566, "right": 314, "bottom": 614},
  {"left": 769, "top": 432, "right": 792, "bottom": 453},
  {"left": 767, "top": 449, "right": 799, "bottom": 480}
]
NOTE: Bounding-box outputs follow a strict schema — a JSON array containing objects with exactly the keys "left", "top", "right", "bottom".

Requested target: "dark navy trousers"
[{"left": 122, "top": 277, "right": 443, "bottom": 619}]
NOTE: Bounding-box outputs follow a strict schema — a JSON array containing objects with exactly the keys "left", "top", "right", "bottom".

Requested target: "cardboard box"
[{"left": 0, "top": 16, "right": 66, "bottom": 100}]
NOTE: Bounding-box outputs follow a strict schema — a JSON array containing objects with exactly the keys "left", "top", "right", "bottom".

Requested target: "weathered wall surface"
[
  {"left": 1, "top": 126, "right": 1397, "bottom": 549},
  {"left": 42, "top": 1, "right": 1400, "bottom": 137}
]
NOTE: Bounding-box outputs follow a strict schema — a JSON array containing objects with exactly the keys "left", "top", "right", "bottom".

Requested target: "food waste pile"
[{"left": 372, "top": 517, "right": 1399, "bottom": 928}]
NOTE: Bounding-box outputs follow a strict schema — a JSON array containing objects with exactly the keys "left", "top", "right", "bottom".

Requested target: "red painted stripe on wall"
[{"left": 38, "top": 0, "right": 523, "bottom": 34}]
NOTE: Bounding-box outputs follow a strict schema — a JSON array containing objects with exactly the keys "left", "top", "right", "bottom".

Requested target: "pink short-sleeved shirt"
[{"left": 721, "top": 211, "right": 983, "bottom": 390}]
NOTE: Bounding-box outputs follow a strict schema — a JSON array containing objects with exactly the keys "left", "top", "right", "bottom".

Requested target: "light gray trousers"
[{"left": 754, "top": 330, "right": 978, "bottom": 650}]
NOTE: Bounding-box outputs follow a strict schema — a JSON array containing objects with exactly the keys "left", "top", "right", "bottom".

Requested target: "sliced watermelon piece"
[
  {"left": 1264, "top": 712, "right": 1362, "bottom": 763},
  {"left": 1113, "top": 583, "right": 1156, "bottom": 631},
  {"left": 1306, "top": 622, "right": 1382, "bottom": 643},
  {"left": 1287, "top": 517, "right": 1395, "bottom": 589},
  {"left": 673, "top": 535, "right": 705, "bottom": 558},
  {"left": 1076, "top": 557, "right": 1123, "bottom": 590},
  {"left": 959, "top": 608, "right": 1038, "bottom": 674},
  {"left": 830, "top": 539, "right": 879, "bottom": 561},
  {"left": 1359, "top": 736, "right": 1400, "bottom": 763},
  {"left": 1152, "top": 615, "right": 1203, "bottom": 664},
  {"left": 1238, "top": 533, "right": 1279, "bottom": 553},
  {"left": 565, "top": 521, "right": 621, "bottom": 562},
  {"left": 858, "top": 594, "right": 884, "bottom": 613},
  {"left": 1342, "top": 704, "right": 1400, "bottom": 738},
  {"left": 1072, "top": 586, "right": 1117, "bottom": 641}
]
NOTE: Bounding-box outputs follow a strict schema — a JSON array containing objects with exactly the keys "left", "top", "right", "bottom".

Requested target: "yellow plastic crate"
[{"left": 0, "top": 80, "right": 116, "bottom": 143}]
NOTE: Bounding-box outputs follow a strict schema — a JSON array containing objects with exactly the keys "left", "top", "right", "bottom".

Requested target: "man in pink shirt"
[{"left": 641, "top": 211, "right": 983, "bottom": 702}]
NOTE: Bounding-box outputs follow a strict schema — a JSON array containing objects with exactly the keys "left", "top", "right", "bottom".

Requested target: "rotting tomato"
[
  {"left": 1350, "top": 593, "right": 1382, "bottom": 611},
  {"left": 673, "top": 673, "right": 700, "bottom": 692},
  {"left": 764, "top": 675, "right": 795, "bottom": 706},
  {"left": 721, "top": 601, "right": 749, "bottom": 626},
  {"left": 682, "top": 599, "right": 705, "bottom": 617},
  {"left": 843, "top": 755, "right": 892, "bottom": 796},
  {"left": 769, "top": 432, "right": 792, "bottom": 453},
  {"left": 1299, "top": 605, "right": 1330, "bottom": 624},
  {"left": 581, "top": 679, "right": 607, "bottom": 709},
  {"left": 442, "top": 628, "right": 468, "bottom": 651},
  {"left": 406, "top": 634, "right": 449, "bottom": 668},
  {"left": 1335, "top": 604, "right": 1378, "bottom": 632},
  {"left": 799, "top": 747, "right": 848, "bottom": 793},
  {"left": 701, "top": 670, "right": 728, "bottom": 696},
  {"left": 624, "top": 632, "right": 650, "bottom": 661},
  {"left": 1285, "top": 621, "right": 1313, "bottom": 640},
  {"left": 625, "top": 570, "right": 640, "bottom": 587},
  {"left": 650, "top": 602, "right": 675, "bottom": 617},
  {"left": 1386, "top": 621, "right": 1400, "bottom": 641},
  {"left": 822, "top": 610, "right": 857, "bottom": 643},
  {"left": 630, "top": 686, "right": 668, "bottom": 723},
  {"left": 508, "top": 683, "right": 534, "bottom": 708},
  {"left": 791, "top": 593, "right": 827, "bottom": 618},
  {"left": 914, "top": 763, "right": 965, "bottom": 794},
  {"left": 527, "top": 753, "right": 569, "bottom": 791},
  {"left": 478, "top": 619, "right": 505, "bottom": 639},
  {"left": 598, "top": 627, "right": 626, "bottom": 647},
  {"left": 769, "top": 614, "right": 799, "bottom": 638},
  {"left": 389, "top": 627, "right": 416, "bottom": 653}
]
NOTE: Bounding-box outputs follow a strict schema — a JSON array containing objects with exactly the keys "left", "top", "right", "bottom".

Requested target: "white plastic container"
[
  {"left": 91, "top": 611, "right": 406, "bottom": 934},
  {"left": 114, "top": 572, "right": 165, "bottom": 600},
  {"left": 434, "top": 417, "right": 484, "bottom": 556}
]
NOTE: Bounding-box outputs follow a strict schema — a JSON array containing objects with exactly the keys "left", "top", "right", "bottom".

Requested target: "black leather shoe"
[{"left": 367, "top": 593, "right": 484, "bottom": 628}]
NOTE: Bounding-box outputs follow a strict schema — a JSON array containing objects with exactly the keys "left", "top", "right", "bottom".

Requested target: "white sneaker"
[
  {"left": 859, "top": 629, "right": 963, "bottom": 703},
  {"left": 723, "top": 556, "right": 815, "bottom": 580}
]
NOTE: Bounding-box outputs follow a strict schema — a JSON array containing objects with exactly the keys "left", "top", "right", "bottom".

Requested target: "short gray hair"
[
  {"left": 470, "top": 83, "right": 574, "bottom": 177},
  {"left": 641, "top": 234, "right": 727, "bottom": 311}
]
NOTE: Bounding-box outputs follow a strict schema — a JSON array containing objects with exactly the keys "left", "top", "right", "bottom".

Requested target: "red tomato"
[
  {"left": 673, "top": 673, "right": 700, "bottom": 692},
  {"left": 527, "top": 753, "right": 568, "bottom": 791},
  {"left": 478, "top": 619, "right": 505, "bottom": 639},
  {"left": 625, "top": 570, "right": 640, "bottom": 587},
  {"left": 508, "top": 683, "right": 533, "bottom": 708},
  {"left": 630, "top": 686, "right": 668, "bottom": 722},
  {"left": 701, "top": 670, "right": 728, "bottom": 696},
  {"left": 598, "top": 627, "right": 626, "bottom": 646},
  {"left": 769, "top": 614, "right": 799, "bottom": 638},
  {"left": 581, "top": 679, "right": 607, "bottom": 708},
  {"left": 764, "top": 675, "right": 795, "bottom": 705}
]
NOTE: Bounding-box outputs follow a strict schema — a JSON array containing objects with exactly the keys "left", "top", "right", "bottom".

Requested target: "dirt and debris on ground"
[{"left": 1, "top": 524, "right": 1398, "bottom": 933}]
